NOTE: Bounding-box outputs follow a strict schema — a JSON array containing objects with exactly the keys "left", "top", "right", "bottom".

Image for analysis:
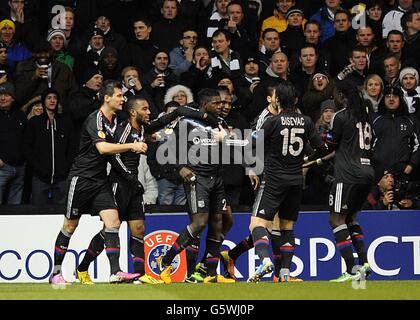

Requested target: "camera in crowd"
[{"left": 393, "top": 179, "right": 420, "bottom": 203}]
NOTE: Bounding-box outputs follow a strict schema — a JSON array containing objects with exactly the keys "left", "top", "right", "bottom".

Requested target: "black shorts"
[
  {"left": 252, "top": 181, "right": 302, "bottom": 221},
  {"left": 65, "top": 176, "right": 117, "bottom": 219},
  {"left": 184, "top": 174, "right": 227, "bottom": 215},
  {"left": 329, "top": 182, "right": 371, "bottom": 215},
  {"left": 112, "top": 182, "right": 145, "bottom": 221}
]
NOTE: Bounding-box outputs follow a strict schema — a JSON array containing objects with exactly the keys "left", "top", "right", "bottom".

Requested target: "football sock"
[
  {"left": 229, "top": 235, "right": 254, "bottom": 260},
  {"left": 162, "top": 225, "right": 195, "bottom": 267},
  {"left": 333, "top": 224, "right": 356, "bottom": 274},
  {"left": 53, "top": 228, "right": 73, "bottom": 275},
  {"left": 186, "top": 237, "right": 200, "bottom": 277},
  {"left": 130, "top": 235, "right": 145, "bottom": 275},
  {"left": 104, "top": 228, "right": 121, "bottom": 275},
  {"left": 78, "top": 230, "right": 105, "bottom": 272},
  {"left": 251, "top": 226, "right": 270, "bottom": 262},
  {"left": 204, "top": 237, "right": 222, "bottom": 277},
  {"left": 279, "top": 230, "right": 295, "bottom": 270},
  {"left": 271, "top": 230, "right": 282, "bottom": 276},
  {"left": 348, "top": 223, "right": 368, "bottom": 265}
]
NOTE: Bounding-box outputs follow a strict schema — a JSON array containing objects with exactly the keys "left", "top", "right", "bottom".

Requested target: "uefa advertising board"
[{"left": 0, "top": 211, "right": 419, "bottom": 282}]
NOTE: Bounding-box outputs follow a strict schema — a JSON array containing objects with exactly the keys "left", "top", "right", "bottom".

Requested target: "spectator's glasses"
[{"left": 313, "top": 76, "right": 327, "bottom": 81}]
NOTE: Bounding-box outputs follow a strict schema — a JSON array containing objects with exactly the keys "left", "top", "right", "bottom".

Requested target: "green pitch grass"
[{"left": 0, "top": 281, "right": 419, "bottom": 300}]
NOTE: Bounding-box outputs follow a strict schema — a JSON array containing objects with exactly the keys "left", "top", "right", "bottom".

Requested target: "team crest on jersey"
[
  {"left": 98, "top": 131, "right": 106, "bottom": 139},
  {"left": 144, "top": 230, "right": 187, "bottom": 282}
]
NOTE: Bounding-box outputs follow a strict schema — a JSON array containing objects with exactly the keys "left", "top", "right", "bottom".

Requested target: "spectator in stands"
[
  {"left": 47, "top": 28, "right": 74, "bottom": 70},
  {"left": 138, "top": 154, "right": 158, "bottom": 205},
  {"left": 289, "top": 43, "right": 318, "bottom": 99},
  {"left": 258, "top": 28, "right": 282, "bottom": 74},
  {"left": 400, "top": 67, "right": 420, "bottom": 121},
  {"left": 148, "top": 101, "right": 186, "bottom": 205},
  {"left": 311, "top": 0, "right": 342, "bottom": 43},
  {"left": 98, "top": 46, "right": 120, "bottom": 81},
  {"left": 372, "top": 86, "right": 420, "bottom": 182},
  {"left": 402, "top": 9, "right": 420, "bottom": 71},
  {"left": 382, "top": 0, "right": 414, "bottom": 38},
  {"left": 0, "top": 19, "right": 31, "bottom": 72},
  {"left": 365, "top": 0, "right": 384, "bottom": 41},
  {"left": 236, "top": 54, "right": 261, "bottom": 112},
  {"left": 0, "top": 41, "right": 11, "bottom": 81},
  {"left": 163, "top": 84, "right": 194, "bottom": 107},
  {"left": 67, "top": 66, "right": 102, "bottom": 151},
  {"left": 0, "top": 82, "right": 26, "bottom": 204},
  {"left": 24, "top": 88, "right": 74, "bottom": 205},
  {"left": 122, "top": 16, "right": 158, "bottom": 76},
  {"left": 279, "top": 6, "right": 306, "bottom": 59},
  {"left": 202, "top": 0, "right": 231, "bottom": 45},
  {"left": 383, "top": 53, "right": 402, "bottom": 87},
  {"left": 14, "top": 40, "right": 78, "bottom": 110},
  {"left": 302, "top": 71, "right": 342, "bottom": 122},
  {"left": 356, "top": 26, "right": 380, "bottom": 71},
  {"left": 94, "top": 15, "right": 127, "bottom": 58},
  {"left": 1, "top": 0, "right": 40, "bottom": 51},
  {"left": 21, "top": 95, "right": 42, "bottom": 120},
  {"left": 58, "top": 7, "right": 83, "bottom": 62},
  {"left": 210, "top": 29, "right": 243, "bottom": 81},
  {"left": 180, "top": 46, "right": 217, "bottom": 97},
  {"left": 142, "top": 50, "right": 179, "bottom": 113},
  {"left": 151, "top": 0, "right": 186, "bottom": 52},
  {"left": 323, "top": 9, "right": 356, "bottom": 77},
  {"left": 361, "top": 74, "right": 384, "bottom": 113},
  {"left": 298, "top": 20, "right": 329, "bottom": 72},
  {"left": 169, "top": 28, "right": 198, "bottom": 76},
  {"left": 225, "top": 1, "right": 258, "bottom": 59},
  {"left": 260, "top": 0, "right": 296, "bottom": 45},
  {"left": 371, "top": 30, "right": 405, "bottom": 75}
]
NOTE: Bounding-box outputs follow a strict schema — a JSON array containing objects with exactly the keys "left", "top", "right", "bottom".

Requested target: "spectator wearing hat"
[
  {"left": 363, "top": 169, "right": 420, "bottom": 210},
  {"left": 0, "top": 19, "right": 31, "bottom": 72},
  {"left": 372, "top": 85, "right": 420, "bottom": 182},
  {"left": 47, "top": 28, "right": 74, "bottom": 70},
  {"left": 94, "top": 15, "right": 127, "bottom": 58},
  {"left": 169, "top": 28, "right": 199, "bottom": 76},
  {"left": 98, "top": 46, "right": 120, "bottom": 81},
  {"left": 302, "top": 71, "right": 342, "bottom": 122},
  {"left": 258, "top": 28, "right": 282, "bottom": 74},
  {"left": 74, "top": 27, "right": 106, "bottom": 85},
  {"left": 236, "top": 54, "right": 261, "bottom": 112},
  {"left": 0, "top": 81, "right": 27, "bottom": 204},
  {"left": 14, "top": 40, "right": 78, "bottom": 110},
  {"left": 23, "top": 88, "right": 74, "bottom": 205},
  {"left": 400, "top": 67, "right": 420, "bottom": 120},
  {"left": 1, "top": 0, "right": 41, "bottom": 50},
  {"left": 0, "top": 41, "right": 11, "bottom": 81},
  {"left": 279, "top": 6, "right": 306, "bottom": 59},
  {"left": 259, "top": 0, "right": 296, "bottom": 47},
  {"left": 21, "top": 95, "right": 42, "bottom": 120},
  {"left": 67, "top": 66, "right": 102, "bottom": 150}
]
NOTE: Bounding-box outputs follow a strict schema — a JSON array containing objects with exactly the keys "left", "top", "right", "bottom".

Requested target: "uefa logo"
[{"left": 144, "top": 230, "right": 187, "bottom": 282}]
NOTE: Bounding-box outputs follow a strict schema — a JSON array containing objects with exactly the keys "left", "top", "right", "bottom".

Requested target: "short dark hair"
[
  {"left": 350, "top": 44, "right": 367, "bottom": 57},
  {"left": 262, "top": 28, "right": 279, "bottom": 40},
  {"left": 125, "top": 96, "right": 148, "bottom": 113},
  {"left": 98, "top": 80, "right": 122, "bottom": 104},
  {"left": 304, "top": 20, "right": 321, "bottom": 31},
  {"left": 401, "top": 9, "right": 417, "bottom": 31},
  {"left": 387, "top": 29, "right": 404, "bottom": 40},
  {"left": 197, "top": 88, "right": 220, "bottom": 107},
  {"left": 212, "top": 29, "right": 231, "bottom": 42}
]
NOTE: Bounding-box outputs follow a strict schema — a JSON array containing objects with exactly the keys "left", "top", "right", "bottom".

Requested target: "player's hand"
[
  {"left": 204, "top": 113, "right": 219, "bottom": 128},
  {"left": 248, "top": 172, "right": 260, "bottom": 190},
  {"left": 212, "top": 125, "right": 227, "bottom": 142},
  {"left": 131, "top": 141, "right": 148, "bottom": 154},
  {"left": 383, "top": 190, "right": 394, "bottom": 206},
  {"left": 179, "top": 167, "right": 196, "bottom": 183}
]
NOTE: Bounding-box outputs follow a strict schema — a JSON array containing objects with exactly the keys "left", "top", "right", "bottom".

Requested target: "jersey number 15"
[{"left": 280, "top": 128, "right": 304, "bottom": 156}]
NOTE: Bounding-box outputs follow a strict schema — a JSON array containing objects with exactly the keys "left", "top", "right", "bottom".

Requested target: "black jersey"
[
  {"left": 328, "top": 108, "right": 375, "bottom": 184},
  {"left": 69, "top": 110, "right": 117, "bottom": 183},
  {"left": 260, "top": 111, "right": 323, "bottom": 185}
]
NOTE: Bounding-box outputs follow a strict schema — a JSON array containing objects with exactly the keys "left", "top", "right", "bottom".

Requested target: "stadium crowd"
[{"left": 0, "top": 0, "right": 420, "bottom": 210}]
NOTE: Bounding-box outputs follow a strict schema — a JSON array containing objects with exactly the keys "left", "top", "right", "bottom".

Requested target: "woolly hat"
[
  {"left": 164, "top": 85, "right": 194, "bottom": 105},
  {"left": 312, "top": 72, "right": 330, "bottom": 83},
  {"left": 399, "top": 67, "right": 419, "bottom": 85},
  {"left": 88, "top": 27, "right": 104, "bottom": 39},
  {"left": 285, "top": 7, "right": 304, "bottom": 19},
  {"left": 320, "top": 99, "right": 336, "bottom": 113},
  {"left": 82, "top": 66, "right": 102, "bottom": 84},
  {"left": 0, "top": 19, "right": 15, "bottom": 31},
  {"left": 47, "top": 28, "right": 66, "bottom": 42},
  {"left": 0, "top": 81, "right": 14, "bottom": 97}
]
